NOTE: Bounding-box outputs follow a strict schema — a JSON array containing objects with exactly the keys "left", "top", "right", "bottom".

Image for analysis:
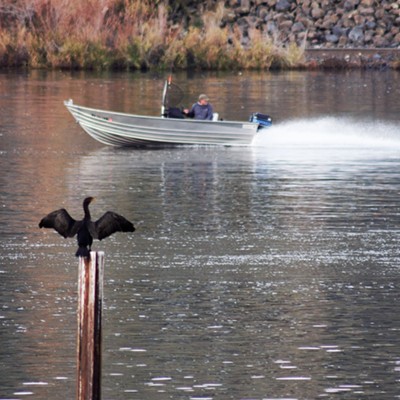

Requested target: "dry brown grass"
[{"left": 0, "top": 0, "right": 305, "bottom": 70}]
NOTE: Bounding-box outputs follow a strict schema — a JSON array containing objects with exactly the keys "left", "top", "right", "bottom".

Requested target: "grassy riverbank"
[
  {"left": 0, "top": 0, "right": 305, "bottom": 70},
  {"left": 1, "top": 0, "right": 399, "bottom": 71}
]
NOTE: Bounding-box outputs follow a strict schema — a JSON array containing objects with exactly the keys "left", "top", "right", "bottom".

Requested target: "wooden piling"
[{"left": 77, "top": 251, "right": 104, "bottom": 400}]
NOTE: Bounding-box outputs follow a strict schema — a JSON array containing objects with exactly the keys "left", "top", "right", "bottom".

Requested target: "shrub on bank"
[{"left": 0, "top": 0, "right": 305, "bottom": 70}]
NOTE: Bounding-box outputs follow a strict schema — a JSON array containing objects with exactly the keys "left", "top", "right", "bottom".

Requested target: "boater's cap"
[{"left": 199, "top": 94, "right": 209, "bottom": 101}]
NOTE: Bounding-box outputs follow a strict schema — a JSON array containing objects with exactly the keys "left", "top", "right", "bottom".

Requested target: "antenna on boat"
[
  {"left": 160, "top": 75, "right": 184, "bottom": 118},
  {"left": 161, "top": 75, "right": 172, "bottom": 117}
]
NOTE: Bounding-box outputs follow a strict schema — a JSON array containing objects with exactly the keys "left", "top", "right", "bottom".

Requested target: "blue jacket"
[{"left": 187, "top": 102, "right": 213, "bottom": 120}]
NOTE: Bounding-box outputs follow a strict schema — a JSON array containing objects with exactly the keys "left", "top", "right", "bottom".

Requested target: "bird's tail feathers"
[{"left": 76, "top": 246, "right": 90, "bottom": 259}]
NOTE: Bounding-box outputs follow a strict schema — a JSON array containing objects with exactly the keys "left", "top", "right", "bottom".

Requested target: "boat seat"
[{"left": 167, "top": 107, "right": 184, "bottom": 119}]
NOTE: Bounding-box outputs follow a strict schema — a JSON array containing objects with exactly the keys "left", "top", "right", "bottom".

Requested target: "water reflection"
[{"left": 1, "top": 70, "right": 400, "bottom": 399}]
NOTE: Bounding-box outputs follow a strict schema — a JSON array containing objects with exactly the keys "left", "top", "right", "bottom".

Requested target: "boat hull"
[{"left": 64, "top": 100, "right": 264, "bottom": 147}]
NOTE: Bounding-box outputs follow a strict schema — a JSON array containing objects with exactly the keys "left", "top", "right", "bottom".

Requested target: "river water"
[{"left": 1, "top": 69, "right": 400, "bottom": 399}]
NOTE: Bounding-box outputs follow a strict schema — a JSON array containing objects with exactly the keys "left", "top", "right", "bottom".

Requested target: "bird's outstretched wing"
[
  {"left": 39, "top": 209, "right": 80, "bottom": 238},
  {"left": 94, "top": 211, "right": 135, "bottom": 240}
]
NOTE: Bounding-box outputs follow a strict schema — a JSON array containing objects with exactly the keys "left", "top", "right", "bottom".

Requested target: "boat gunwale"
[
  {"left": 64, "top": 98, "right": 270, "bottom": 147},
  {"left": 74, "top": 111, "right": 257, "bottom": 139},
  {"left": 64, "top": 100, "right": 259, "bottom": 129}
]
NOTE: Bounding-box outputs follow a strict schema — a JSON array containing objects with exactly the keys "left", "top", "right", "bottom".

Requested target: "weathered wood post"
[{"left": 77, "top": 251, "right": 104, "bottom": 400}]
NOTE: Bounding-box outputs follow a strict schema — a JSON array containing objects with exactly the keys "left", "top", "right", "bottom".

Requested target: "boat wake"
[{"left": 253, "top": 117, "right": 400, "bottom": 151}]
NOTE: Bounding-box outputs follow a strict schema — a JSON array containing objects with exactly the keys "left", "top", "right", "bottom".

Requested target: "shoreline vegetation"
[{"left": 0, "top": 0, "right": 399, "bottom": 71}]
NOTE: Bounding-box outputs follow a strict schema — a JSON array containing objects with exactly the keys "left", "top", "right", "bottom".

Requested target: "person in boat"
[{"left": 183, "top": 94, "right": 214, "bottom": 120}]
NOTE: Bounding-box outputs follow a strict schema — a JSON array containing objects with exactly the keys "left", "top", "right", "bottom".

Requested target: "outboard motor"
[{"left": 249, "top": 112, "right": 272, "bottom": 128}]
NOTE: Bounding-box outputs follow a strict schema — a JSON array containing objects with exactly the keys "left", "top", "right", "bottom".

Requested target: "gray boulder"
[{"left": 349, "top": 25, "right": 364, "bottom": 43}]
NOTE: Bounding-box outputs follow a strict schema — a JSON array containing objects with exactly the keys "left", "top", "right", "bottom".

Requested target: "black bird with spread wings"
[{"left": 39, "top": 197, "right": 135, "bottom": 258}]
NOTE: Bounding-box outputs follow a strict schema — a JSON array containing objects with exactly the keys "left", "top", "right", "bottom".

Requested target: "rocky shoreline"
[
  {"left": 1, "top": 0, "right": 399, "bottom": 70},
  {"left": 220, "top": 0, "right": 400, "bottom": 50},
  {"left": 175, "top": 0, "right": 400, "bottom": 69},
  {"left": 304, "top": 48, "right": 400, "bottom": 69}
]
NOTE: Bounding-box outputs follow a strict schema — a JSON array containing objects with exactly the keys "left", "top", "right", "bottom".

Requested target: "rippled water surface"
[{"left": 1, "top": 70, "right": 400, "bottom": 399}]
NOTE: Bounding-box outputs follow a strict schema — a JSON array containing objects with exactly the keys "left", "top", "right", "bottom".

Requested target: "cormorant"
[{"left": 39, "top": 197, "right": 135, "bottom": 258}]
